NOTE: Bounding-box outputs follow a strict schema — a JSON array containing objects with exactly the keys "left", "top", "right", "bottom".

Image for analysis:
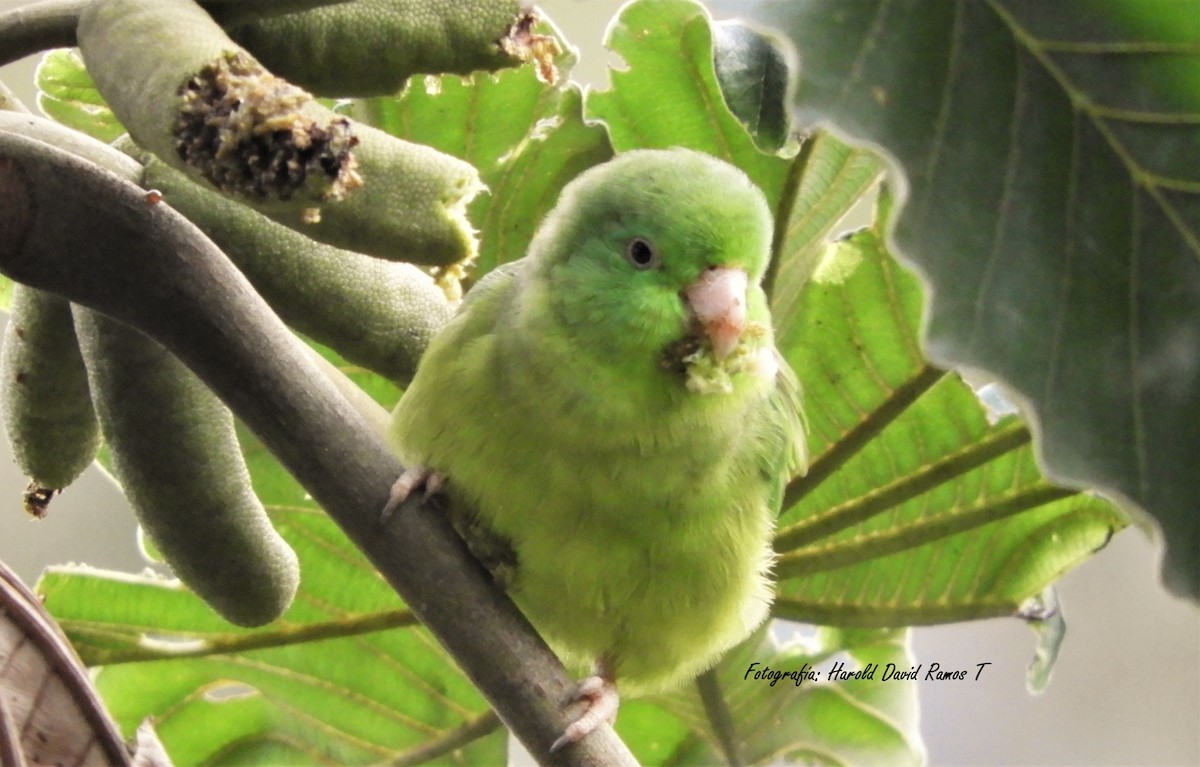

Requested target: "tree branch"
[
  {"left": 0, "top": 0, "right": 83, "bottom": 68},
  {"left": 0, "top": 129, "right": 637, "bottom": 765}
]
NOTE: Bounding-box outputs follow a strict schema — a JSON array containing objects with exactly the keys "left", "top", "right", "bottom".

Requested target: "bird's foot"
[
  {"left": 550, "top": 673, "right": 619, "bottom": 752},
  {"left": 380, "top": 466, "right": 445, "bottom": 522}
]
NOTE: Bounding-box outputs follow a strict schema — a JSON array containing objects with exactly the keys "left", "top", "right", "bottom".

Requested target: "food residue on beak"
[
  {"left": 678, "top": 267, "right": 773, "bottom": 395},
  {"left": 685, "top": 267, "right": 747, "bottom": 361}
]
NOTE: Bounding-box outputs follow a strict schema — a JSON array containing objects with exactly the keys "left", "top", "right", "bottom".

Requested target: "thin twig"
[
  {"left": 696, "top": 670, "right": 741, "bottom": 767},
  {"left": 381, "top": 710, "right": 504, "bottom": 767}
]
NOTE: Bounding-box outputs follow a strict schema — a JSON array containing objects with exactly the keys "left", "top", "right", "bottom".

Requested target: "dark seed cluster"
[{"left": 173, "top": 51, "right": 362, "bottom": 204}]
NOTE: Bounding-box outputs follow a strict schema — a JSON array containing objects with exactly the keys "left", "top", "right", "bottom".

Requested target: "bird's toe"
[
  {"left": 380, "top": 466, "right": 445, "bottom": 521},
  {"left": 550, "top": 673, "right": 619, "bottom": 752}
]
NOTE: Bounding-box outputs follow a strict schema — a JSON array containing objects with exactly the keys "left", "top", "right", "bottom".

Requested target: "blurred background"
[{"left": 0, "top": 0, "right": 1196, "bottom": 764}]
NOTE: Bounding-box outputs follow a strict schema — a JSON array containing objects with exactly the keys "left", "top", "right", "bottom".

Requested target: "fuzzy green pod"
[
  {"left": 76, "top": 0, "right": 482, "bottom": 264},
  {"left": 0, "top": 108, "right": 141, "bottom": 516},
  {"left": 214, "top": 0, "right": 549, "bottom": 97},
  {"left": 0, "top": 285, "right": 100, "bottom": 501},
  {"left": 139, "top": 154, "right": 453, "bottom": 383},
  {"left": 74, "top": 308, "right": 299, "bottom": 627}
]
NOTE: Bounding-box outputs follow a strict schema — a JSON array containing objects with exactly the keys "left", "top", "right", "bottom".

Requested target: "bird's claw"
[
  {"left": 380, "top": 466, "right": 445, "bottom": 522},
  {"left": 549, "top": 674, "right": 619, "bottom": 752}
]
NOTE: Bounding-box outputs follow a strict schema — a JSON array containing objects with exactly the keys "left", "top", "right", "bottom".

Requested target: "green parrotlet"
[{"left": 386, "top": 148, "right": 806, "bottom": 748}]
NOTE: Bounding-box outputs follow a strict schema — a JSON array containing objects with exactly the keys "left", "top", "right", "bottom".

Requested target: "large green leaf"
[
  {"left": 587, "top": 0, "right": 792, "bottom": 205},
  {"left": 357, "top": 53, "right": 613, "bottom": 276},
  {"left": 773, "top": 221, "right": 1126, "bottom": 625},
  {"left": 41, "top": 518, "right": 503, "bottom": 764},
  {"left": 726, "top": 0, "right": 1200, "bottom": 601},
  {"left": 711, "top": 18, "right": 796, "bottom": 153},
  {"left": 34, "top": 49, "right": 126, "bottom": 143},
  {"left": 765, "top": 131, "right": 883, "bottom": 324}
]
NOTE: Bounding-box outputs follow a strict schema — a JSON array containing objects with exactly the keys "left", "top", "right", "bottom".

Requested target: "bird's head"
[{"left": 526, "top": 148, "right": 777, "bottom": 395}]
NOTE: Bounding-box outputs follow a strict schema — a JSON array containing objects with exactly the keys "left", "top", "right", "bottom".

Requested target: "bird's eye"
[{"left": 624, "top": 237, "right": 660, "bottom": 270}]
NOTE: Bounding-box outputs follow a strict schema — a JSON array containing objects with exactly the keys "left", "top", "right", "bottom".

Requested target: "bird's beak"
[{"left": 685, "top": 267, "right": 748, "bottom": 361}]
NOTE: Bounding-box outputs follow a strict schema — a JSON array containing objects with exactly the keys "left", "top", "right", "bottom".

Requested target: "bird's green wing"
[
  {"left": 388, "top": 259, "right": 525, "bottom": 461},
  {"left": 459, "top": 260, "right": 525, "bottom": 316},
  {"left": 419, "top": 259, "right": 526, "bottom": 358}
]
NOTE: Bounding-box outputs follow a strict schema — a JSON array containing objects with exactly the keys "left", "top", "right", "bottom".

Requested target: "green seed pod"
[
  {"left": 77, "top": 0, "right": 482, "bottom": 264},
  {"left": 213, "top": 0, "right": 552, "bottom": 97},
  {"left": 0, "top": 107, "right": 118, "bottom": 511},
  {"left": 0, "top": 285, "right": 100, "bottom": 501},
  {"left": 74, "top": 308, "right": 299, "bottom": 627},
  {"left": 140, "top": 153, "right": 453, "bottom": 383}
]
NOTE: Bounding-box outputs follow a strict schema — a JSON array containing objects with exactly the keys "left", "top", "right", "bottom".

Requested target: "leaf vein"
[
  {"left": 1128, "top": 190, "right": 1150, "bottom": 500},
  {"left": 914, "top": 0, "right": 967, "bottom": 232},
  {"left": 221, "top": 655, "right": 443, "bottom": 736},
  {"left": 836, "top": 0, "right": 896, "bottom": 110},
  {"left": 1040, "top": 108, "right": 1081, "bottom": 406},
  {"left": 987, "top": 0, "right": 1200, "bottom": 263},
  {"left": 971, "top": 44, "right": 1027, "bottom": 355}
]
